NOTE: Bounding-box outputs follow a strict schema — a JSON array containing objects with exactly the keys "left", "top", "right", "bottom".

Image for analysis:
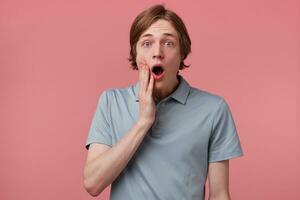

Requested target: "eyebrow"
[{"left": 141, "top": 33, "right": 177, "bottom": 39}]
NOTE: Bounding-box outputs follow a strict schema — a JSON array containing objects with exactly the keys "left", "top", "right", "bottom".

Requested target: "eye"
[
  {"left": 142, "top": 41, "right": 151, "bottom": 47},
  {"left": 164, "top": 40, "right": 174, "bottom": 47}
]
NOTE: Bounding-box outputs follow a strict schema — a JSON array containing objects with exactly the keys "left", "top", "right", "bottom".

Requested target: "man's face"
[{"left": 136, "top": 19, "right": 181, "bottom": 91}]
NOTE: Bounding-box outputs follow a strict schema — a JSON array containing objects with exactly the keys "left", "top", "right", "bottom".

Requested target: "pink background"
[{"left": 1, "top": 0, "right": 299, "bottom": 199}]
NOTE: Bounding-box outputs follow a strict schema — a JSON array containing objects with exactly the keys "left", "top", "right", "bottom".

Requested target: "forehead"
[{"left": 140, "top": 19, "right": 178, "bottom": 39}]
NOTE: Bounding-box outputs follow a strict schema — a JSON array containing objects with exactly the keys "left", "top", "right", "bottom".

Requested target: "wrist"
[{"left": 137, "top": 118, "right": 153, "bottom": 129}]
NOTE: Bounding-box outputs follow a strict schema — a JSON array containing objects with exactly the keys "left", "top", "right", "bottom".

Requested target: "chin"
[
  {"left": 154, "top": 82, "right": 163, "bottom": 90},
  {"left": 154, "top": 79, "right": 165, "bottom": 87}
]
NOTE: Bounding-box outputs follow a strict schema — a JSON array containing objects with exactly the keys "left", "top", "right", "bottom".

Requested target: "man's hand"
[
  {"left": 83, "top": 64, "right": 157, "bottom": 196},
  {"left": 137, "top": 61, "right": 156, "bottom": 126}
]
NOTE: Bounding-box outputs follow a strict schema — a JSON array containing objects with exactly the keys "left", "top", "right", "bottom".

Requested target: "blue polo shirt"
[{"left": 85, "top": 75, "right": 243, "bottom": 200}]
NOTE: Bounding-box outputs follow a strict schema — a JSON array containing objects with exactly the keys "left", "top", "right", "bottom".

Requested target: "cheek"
[
  {"left": 168, "top": 51, "right": 181, "bottom": 69},
  {"left": 135, "top": 54, "right": 144, "bottom": 68},
  {"left": 166, "top": 47, "right": 180, "bottom": 59},
  {"left": 136, "top": 49, "right": 149, "bottom": 66},
  {"left": 136, "top": 52, "right": 143, "bottom": 62}
]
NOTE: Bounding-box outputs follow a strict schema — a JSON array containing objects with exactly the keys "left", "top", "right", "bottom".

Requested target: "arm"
[
  {"left": 208, "top": 160, "right": 231, "bottom": 200},
  {"left": 83, "top": 119, "right": 152, "bottom": 196},
  {"left": 83, "top": 61, "right": 155, "bottom": 197}
]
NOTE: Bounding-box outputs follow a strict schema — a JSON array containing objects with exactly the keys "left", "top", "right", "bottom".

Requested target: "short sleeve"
[
  {"left": 208, "top": 98, "right": 244, "bottom": 162},
  {"left": 85, "top": 90, "right": 112, "bottom": 150}
]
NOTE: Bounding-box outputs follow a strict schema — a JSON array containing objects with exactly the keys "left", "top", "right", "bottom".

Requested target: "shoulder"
[
  {"left": 188, "top": 87, "right": 226, "bottom": 111},
  {"left": 98, "top": 84, "right": 136, "bottom": 104}
]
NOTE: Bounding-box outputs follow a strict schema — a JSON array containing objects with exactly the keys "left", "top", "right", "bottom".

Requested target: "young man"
[{"left": 83, "top": 4, "right": 243, "bottom": 200}]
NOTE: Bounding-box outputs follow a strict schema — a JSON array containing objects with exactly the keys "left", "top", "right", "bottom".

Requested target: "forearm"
[
  {"left": 208, "top": 192, "right": 231, "bottom": 200},
  {"left": 84, "top": 120, "right": 151, "bottom": 196}
]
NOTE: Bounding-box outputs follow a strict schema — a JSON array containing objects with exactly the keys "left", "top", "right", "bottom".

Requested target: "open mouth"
[{"left": 152, "top": 65, "right": 164, "bottom": 75}]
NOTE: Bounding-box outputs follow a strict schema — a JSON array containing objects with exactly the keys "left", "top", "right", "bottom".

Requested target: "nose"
[{"left": 152, "top": 43, "right": 164, "bottom": 60}]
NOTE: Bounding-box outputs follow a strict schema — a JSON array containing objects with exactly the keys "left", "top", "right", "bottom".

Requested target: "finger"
[
  {"left": 147, "top": 73, "right": 154, "bottom": 96},
  {"left": 140, "top": 63, "right": 150, "bottom": 93},
  {"left": 138, "top": 60, "right": 147, "bottom": 71},
  {"left": 138, "top": 63, "right": 146, "bottom": 92}
]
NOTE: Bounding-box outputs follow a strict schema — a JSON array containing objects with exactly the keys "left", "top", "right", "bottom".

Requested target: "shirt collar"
[{"left": 133, "top": 75, "right": 191, "bottom": 105}]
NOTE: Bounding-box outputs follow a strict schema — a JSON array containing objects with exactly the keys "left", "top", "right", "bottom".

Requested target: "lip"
[
  {"left": 151, "top": 71, "right": 165, "bottom": 81},
  {"left": 150, "top": 64, "right": 164, "bottom": 71},
  {"left": 151, "top": 65, "right": 165, "bottom": 81}
]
